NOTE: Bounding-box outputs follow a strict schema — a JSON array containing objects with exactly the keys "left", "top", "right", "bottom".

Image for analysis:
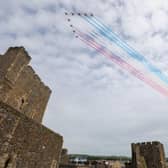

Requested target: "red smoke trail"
[{"left": 76, "top": 30, "right": 168, "bottom": 96}]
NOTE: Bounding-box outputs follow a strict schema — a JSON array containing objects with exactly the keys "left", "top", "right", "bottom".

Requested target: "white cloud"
[{"left": 1, "top": 0, "right": 168, "bottom": 156}]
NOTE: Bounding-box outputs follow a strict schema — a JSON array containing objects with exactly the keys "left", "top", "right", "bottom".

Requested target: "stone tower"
[
  {"left": 0, "top": 47, "right": 63, "bottom": 168},
  {"left": 0, "top": 47, "right": 51, "bottom": 123},
  {"left": 127, "top": 141, "right": 167, "bottom": 168}
]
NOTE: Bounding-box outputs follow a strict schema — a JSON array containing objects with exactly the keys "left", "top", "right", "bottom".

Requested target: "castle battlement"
[
  {"left": 128, "top": 141, "right": 166, "bottom": 168},
  {"left": 132, "top": 141, "right": 162, "bottom": 148}
]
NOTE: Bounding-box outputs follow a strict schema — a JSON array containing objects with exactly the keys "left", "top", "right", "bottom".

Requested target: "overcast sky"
[{"left": 1, "top": 0, "right": 168, "bottom": 156}]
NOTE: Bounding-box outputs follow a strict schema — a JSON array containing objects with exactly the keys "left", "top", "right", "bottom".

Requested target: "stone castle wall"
[
  {"left": 0, "top": 47, "right": 51, "bottom": 123},
  {"left": 60, "top": 149, "right": 69, "bottom": 164},
  {"left": 127, "top": 141, "right": 167, "bottom": 168},
  {"left": 0, "top": 47, "right": 63, "bottom": 168},
  {"left": 0, "top": 101, "right": 63, "bottom": 168}
]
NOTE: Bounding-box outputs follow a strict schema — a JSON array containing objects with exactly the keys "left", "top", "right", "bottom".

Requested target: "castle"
[
  {"left": 125, "top": 142, "right": 167, "bottom": 168},
  {"left": 0, "top": 47, "right": 63, "bottom": 167},
  {"left": 0, "top": 47, "right": 167, "bottom": 168}
]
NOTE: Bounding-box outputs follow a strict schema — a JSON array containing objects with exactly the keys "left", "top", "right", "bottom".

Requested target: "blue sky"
[{"left": 1, "top": 0, "right": 168, "bottom": 156}]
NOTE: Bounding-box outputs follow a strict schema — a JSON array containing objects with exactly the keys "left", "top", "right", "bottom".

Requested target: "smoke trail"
[
  {"left": 84, "top": 28, "right": 168, "bottom": 90},
  {"left": 75, "top": 29, "right": 168, "bottom": 96},
  {"left": 80, "top": 15, "right": 168, "bottom": 85},
  {"left": 76, "top": 25, "right": 168, "bottom": 90}
]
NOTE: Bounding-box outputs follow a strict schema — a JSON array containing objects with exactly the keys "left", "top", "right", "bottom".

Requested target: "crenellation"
[
  {"left": 152, "top": 141, "right": 160, "bottom": 145},
  {"left": 146, "top": 142, "right": 151, "bottom": 146}
]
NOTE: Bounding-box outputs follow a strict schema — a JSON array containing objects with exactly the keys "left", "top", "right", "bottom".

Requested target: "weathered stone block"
[
  {"left": 0, "top": 101, "right": 63, "bottom": 168},
  {"left": 60, "top": 148, "right": 69, "bottom": 164}
]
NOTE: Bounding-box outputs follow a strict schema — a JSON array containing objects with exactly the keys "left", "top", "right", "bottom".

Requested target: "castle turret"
[{"left": 127, "top": 141, "right": 167, "bottom": 168}]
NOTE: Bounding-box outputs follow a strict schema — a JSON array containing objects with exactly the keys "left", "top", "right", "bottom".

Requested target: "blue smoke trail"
[
  {"left": 76, "top": 29, "right": 168, "bottom": 96},
  {"left": 80, "top": 15, "right": 168, "bottom": 85}
]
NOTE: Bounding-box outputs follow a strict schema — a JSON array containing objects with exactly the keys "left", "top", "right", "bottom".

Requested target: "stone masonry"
[
  {"left": 60, "top": 149, "right": 69, "bottom": 164},
  {"left": 0, "top": 47, "right": 63, "bottom": 168},
  {"left": 0, "top": 101, "right": 62, "bottom": 168},
  {"left": 126, "top": 141, "right": 167, "bottom": 168},
  {"left": 0, "top": 47, "right": 51, "bottom": 123}
]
